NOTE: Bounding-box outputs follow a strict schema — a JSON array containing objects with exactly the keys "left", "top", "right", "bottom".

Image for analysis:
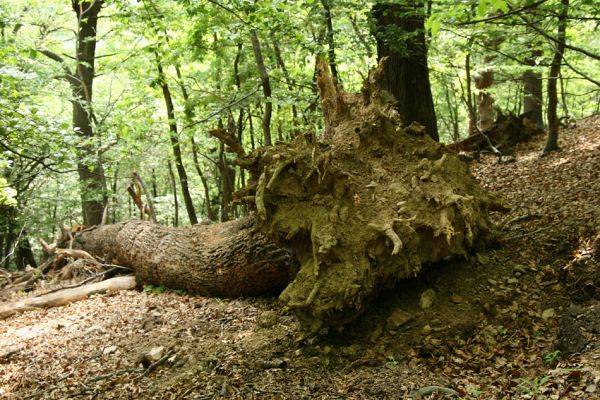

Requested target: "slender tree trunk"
[
  {"left": 111, "top": 167, "right": 118, "bottom": 223},
  {"left": 190, "top": 138, "right": 217, "bottom": 221},
  {"left": 321, "top": 0, "right": 339, "bottom": 85},
  {"left": 475, "top": 69, "right": 494, "bottom": 132},
  {"left": 465, "top": 50, "right": 477, "bottom": 135},
  {"left": 372, "top": 2, "right": 439, "bottom": 141},
  {"left": 167, "top": 160, "right": 179, "bottom": 227},
  {"left": 248, "top": 109, "right": 256, "bottom": 150},
  {"left": 544, "top": 0, "right": 568, "bottom": 154},
  {"left": 272, "top": 40, "right": 299, "bottom": 133},
  {"left": 71, "top": 0, "right": 107, "bottom": 225},
  {"left": 349, "top": 15, "right": 373, "bottom": 59},
  {"left": 233, "top": 42, "right": 247, "bottom": 191},
  {"left": 522, "top": 3, "right": 544, "bottom": 129},
  {"left": 250, "top": 30, "right": 272, "bottom": 146},
  {"left": 155, "top": 53, "right": 197, "bottom": 224}
]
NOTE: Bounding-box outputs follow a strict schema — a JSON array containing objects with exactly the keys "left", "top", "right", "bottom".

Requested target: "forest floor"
[{"left": 1, "top": 115, "right": 599, "bottom": 399}]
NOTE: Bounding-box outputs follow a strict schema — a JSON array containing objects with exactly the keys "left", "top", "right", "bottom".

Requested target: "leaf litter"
[{"left": 1, "top": 116, "right": 599, "bottom": 399}]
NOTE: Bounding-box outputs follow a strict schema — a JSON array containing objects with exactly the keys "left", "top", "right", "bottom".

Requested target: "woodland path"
[{"left": 1, "top": 116, "right": 599, "bottom": 399}]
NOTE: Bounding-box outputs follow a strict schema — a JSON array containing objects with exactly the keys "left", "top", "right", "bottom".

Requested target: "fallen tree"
[
  {"left": 63, "top": 60, "right": 507, "bottom": 332},
  {"left": 447, "top": 110, "right": 544, "bottom": 155}
]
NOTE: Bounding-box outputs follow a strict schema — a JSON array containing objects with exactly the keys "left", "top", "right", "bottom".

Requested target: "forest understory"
[{"left": 1, "top": 115, "right": 599, "bottom": 399}]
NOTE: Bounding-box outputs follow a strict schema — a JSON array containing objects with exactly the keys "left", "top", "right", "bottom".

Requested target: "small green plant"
[
  {"left": 464, "top": 383, "right": 482, "bottom": 398},
  {"left": 544, "top": 350, "right": 560, "bottom": 364},
  {"left": 518, "top": 376, "right": 549, "bottom": 396},
  {"left": 143, "top": 284, "right": 167, "bottom": 294}
]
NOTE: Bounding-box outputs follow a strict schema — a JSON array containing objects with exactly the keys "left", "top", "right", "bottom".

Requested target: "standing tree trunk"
[
  {"left": 190, "top": 138, "right": 217, "bottom": 221},
  {"left": 167, "top": 160, "right": 179, "bottom": 227},
  {"left": 250, "top": 30, "right": 272, "bottom": 147},
  {"left": 544, "top": 0, "right": 568, "bottom": 154},
  {"left": 72, "top": 0, "right": 107, "bottom": 225},
  {"left": 475, "top": 68, "right": 494, "bottom": 132},
  {"left": 372, "top": 1, "right": 439, "bottom": 141},
  {"left": 155, "top": 53, "right": 198, "bottom": 224},
  {"left": 321, "top": 0, "right": 340, "bottom": 85},
  {"left": 523, "top": 4, "right": 544, "bottom": 130},
  {"left": 465, "top": 50, "right": 477, "bottom": 136}
]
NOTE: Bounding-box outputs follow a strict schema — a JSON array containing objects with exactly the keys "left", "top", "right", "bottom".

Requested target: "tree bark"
[
  {"left": 71, "top": 0, "right": 107, "bottom": 225},
  {"left": 67, "top": 216, "right": 295, "bottom": 297},
  {"left": 465, "top": 50, "right": 477, "bottom": 136},
  {"left": 475, "top": 69, "right": 494, "bottom": 132},
  {"left": 523, "top": 3, "right": 544, "bottom": 130},
  {"left": 250, "top": 30, "right": 273, "bottom": 147},
  {"left": 155, "top": 53, "right": 198, "bottom": 224},
  {"left": 321, "top": 0, "right": 340, "bottom": 85},
  {"left": 167, "top": 160, "right": 179, "bottom": 226},
  {"left": 544, "top": 0, "right": 568, "bottom": 154},
  {"left": 372, "top": 1, "right": 439, "bottom": 141}
]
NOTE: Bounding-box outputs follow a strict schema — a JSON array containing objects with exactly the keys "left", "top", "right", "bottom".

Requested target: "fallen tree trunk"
[
  {"left": 64, "top": 60, "right": 507, "bottom": 333},
  {"left": 0, "top": 276, "right": 136, "bottom": 320},
  {"left": 66, "top": 216, "right": 295, "bottom": 298},
  {"left": 448, "top": 111, "right": 543, "bottom": 154}
]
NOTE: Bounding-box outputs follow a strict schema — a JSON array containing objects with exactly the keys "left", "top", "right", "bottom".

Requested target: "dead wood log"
[
  {"left": 0, "top": 276, "right": 136, "bottom": 320},
  {"left": 65, "top": 216, "right": 295, "bottom": 298},
  {"left": 448, "top": 111, "right": 543, "bottom": 155}
]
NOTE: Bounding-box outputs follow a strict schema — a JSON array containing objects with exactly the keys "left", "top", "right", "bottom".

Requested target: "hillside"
[{"left": 1, "top": 116, "right": 599, "bottom": 399}]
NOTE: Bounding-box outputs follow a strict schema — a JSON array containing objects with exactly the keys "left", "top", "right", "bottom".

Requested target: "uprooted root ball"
[{"left": 239, "top": 60, "right": 507, "bottom": 332}]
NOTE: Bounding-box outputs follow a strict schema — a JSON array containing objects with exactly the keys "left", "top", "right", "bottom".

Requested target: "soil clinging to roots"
[{"left": 239, "top": 60, "right": 507, "bottom": 332}]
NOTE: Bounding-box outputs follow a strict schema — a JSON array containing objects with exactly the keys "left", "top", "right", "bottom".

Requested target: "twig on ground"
[
  {"left": 409, "top": 385, "right": 459, "bottom": 399},
  {"left": 505, "top": 223, "right": 558, "bottom": 240}
]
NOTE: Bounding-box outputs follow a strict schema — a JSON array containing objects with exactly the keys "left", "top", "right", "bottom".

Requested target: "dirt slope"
[{"left": 1, "top": 116, "right": 599, "bottom": 399}]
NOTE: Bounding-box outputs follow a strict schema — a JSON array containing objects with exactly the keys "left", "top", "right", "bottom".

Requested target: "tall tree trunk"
[
  {"left": 321, "top": 0, "right": 339, "bottom": 85},
  {"left": 167, "top": 160, "right": 179, "bottom": 227},
  {"left": 544, "top": 0, "right": 568, "bottom": 154},
  {"left": 15, "top": 231, "right": 36, "bottom": 269},
  {"left": 71, "top": 0, "right": 107, "bottom": 225},
  {"left": 475, "top": 69, "right": 494, "bottom": 132},
  {"left": 523, "top": 4, "right": 544, "bottom": 130},
  {"left": 155, "top": 53, "right": 198, "bottom": 224},
  {"left": 250, "top": 30, "right": 272, "bottom": 146},
  {"left": 372, "top": 2, "right": 439, "bottom": 141},
  {"left": 465, "top": 50, "right": 477, "bottom": 136},
  {"left": 272, "top": 40, "right": 299, "bottom": 133},
  {"left": 349, "top": 15, "right": 373, "bottom": 59},
  {"left": 190, "top": 138, "right": 217, "bottom": 221}
]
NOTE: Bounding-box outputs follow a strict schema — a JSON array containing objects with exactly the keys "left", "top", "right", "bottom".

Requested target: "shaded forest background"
[{"left": 1, "top": 0, "right": 599, "bottom": 270}]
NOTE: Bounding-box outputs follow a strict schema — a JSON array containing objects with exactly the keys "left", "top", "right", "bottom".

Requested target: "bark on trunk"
[
  {"left": 67, "top": 216, "right": 295, "bottom": 297},
  {"left": 544, "top": 0, "right": 568, "bottom": 154},
  {"left": 475, "top": 69, "right": 494, "bottom": 132},
  {"left": 72, "top": 0, "right": 107, "bottom": 225},
  {"left": 250, "top": 30, "right": 273, "bottom": 147},
  {"left": 522, "top": 3, "right": 544, "bottom": 130},
  {"left": 321, "top": 0, "right": 340, "bottom": 85},
  {"left": 372, "top": 2, "right": 439, "bottom": 141},
  {"left": 155, "top": 53, "right": 198, "bottom": 224}
]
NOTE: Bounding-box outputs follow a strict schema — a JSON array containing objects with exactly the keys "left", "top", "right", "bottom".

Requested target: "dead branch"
[
  {"left": 209, "top": 128, "right": 246, "bottom": 157},
  {"left": 126, "top": 172, "right": 156, "bottom": 222},
  {"left": 0, "top": 275, "right": 136, "bottom": 320}
]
